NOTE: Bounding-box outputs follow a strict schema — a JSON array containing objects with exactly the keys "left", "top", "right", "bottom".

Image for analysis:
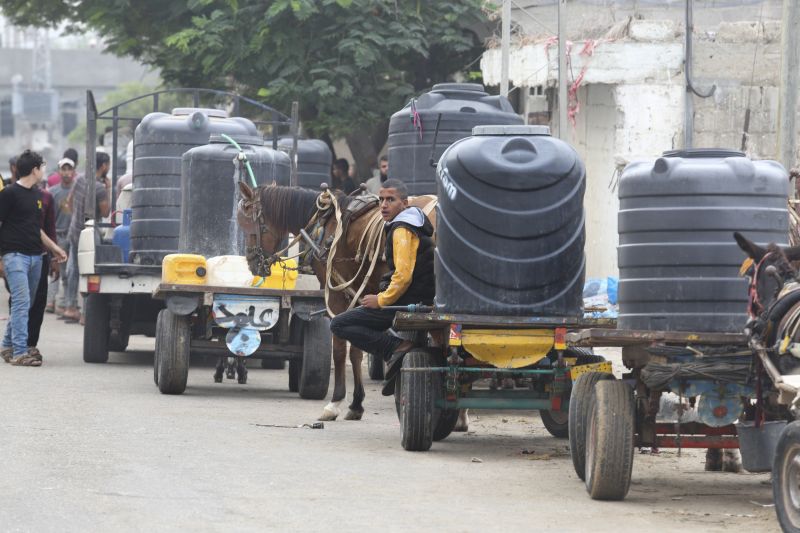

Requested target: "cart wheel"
[
  {"left": 367, "top": 353, "right": 385, "bottom": 380},
  {"left": 296, "top": 316, "right": 332, "bottom": 400},
  {"left": 568, "top": 371, "right": 615, "bottom": 480},
  {"left": 288, "top": 360, "right": 300, "bottom": 392},
  {"left": 153, "top": 310, "right": 162, "bottom": 386},
  {"left": 540, "top": 409, "right": 569, "bottom": 439},
  {"left": 156, "top": 309, "right": 191, "bottom": 395},
  {"left": 83, "top": 293, "right": 110, "bottom": 363},
  {"left": 585, "top": 380, "right": 635, "bottom": 500},
  {"left": 261, "top": 358, "right": 286, "bottom": 370},
  {"left": 400, "top": 350, "right": 436, "bottom": 451},
  {"left": 773, "top": 420, "right": 800, "bottom": 532}
]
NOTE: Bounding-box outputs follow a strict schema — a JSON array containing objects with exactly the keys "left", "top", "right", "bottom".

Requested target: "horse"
[{"left": 236, "top": 182, "right": 439, "bottom": 422}]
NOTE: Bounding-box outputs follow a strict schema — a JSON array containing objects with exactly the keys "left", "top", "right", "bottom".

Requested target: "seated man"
[{"left": 330, "top": 179, "right": 435, "bottom": 363}]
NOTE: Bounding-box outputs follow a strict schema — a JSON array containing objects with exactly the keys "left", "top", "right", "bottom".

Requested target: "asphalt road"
[{"left": 0, "top": 308, "right": 781, "bottom": 532}]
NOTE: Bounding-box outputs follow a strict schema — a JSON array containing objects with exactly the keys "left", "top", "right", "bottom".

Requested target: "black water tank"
[
  {"left": 130, "top": 108, "right": 258, "bottom": 265},
  {"left": 179, "top": 135, "right": 291, "bottom": 258},
  {"left": 277, "top": 138, "right": 332, "bottom": 190},
  {"left": 435, "top": 125, "right": 586, "bottom": 316},
  {"left": 618, "top": 149, "right": 789, "bottom": 333},
  {"left": 387, "top": 83, "right": 523, "bottom": 196}
]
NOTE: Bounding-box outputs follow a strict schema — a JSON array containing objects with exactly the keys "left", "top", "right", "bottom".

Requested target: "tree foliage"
[{"left": 1, "top": 0, "right": 490, "bottom": 171}]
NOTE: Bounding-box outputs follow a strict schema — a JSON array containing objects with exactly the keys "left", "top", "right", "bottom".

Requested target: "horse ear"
[
  {"left": 734, "top": 231, "right": 766, "bottom": 262},
  {"left": 784, "top": 245, "right": 800, "bottom": 262},
  {"left": 238, "top": 181, "right": 256, "bottom": 202}
]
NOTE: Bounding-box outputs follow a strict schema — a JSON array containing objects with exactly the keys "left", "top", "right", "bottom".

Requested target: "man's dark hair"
[
  {"left": 64, "top": 148, "right": 79, "bottom": 165},
  {"left": 379, "top": 155, "right": 388, "bottom": 163},
  {"left": 16, "top": 150, "right": 44, "bottom": 177},
  {"left": 96, "top": 151, "right": 110, "bottom": 169},
  {"left": 333, "top": 158, "right": 349, "bottom": 173},
  {"left": 380, "top": 178, "right": 408, "bottom": 199}
]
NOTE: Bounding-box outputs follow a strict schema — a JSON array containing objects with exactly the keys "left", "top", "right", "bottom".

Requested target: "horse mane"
[{"left": 257, "top": 184, "right": 353, "bottom": 234}]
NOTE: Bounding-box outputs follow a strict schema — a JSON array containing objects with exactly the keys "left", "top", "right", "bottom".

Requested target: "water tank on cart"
[
  {"left": 435, "top": 125, "right": 586, "bottom": 316},
  {"left": 129, "top": 108, "right": 259, "bottom": 265},
  {"left": 387, "top": 83, "right": 523, "bottom": 195},
  {"left": 277, "top": 138, "right": 332, "bottom": 190},
  {"left": 179, "top": 134, "right": 291, "bottom": 258},
  {"left": 618, "top": 148, "right": 789, "bottom": 333}
]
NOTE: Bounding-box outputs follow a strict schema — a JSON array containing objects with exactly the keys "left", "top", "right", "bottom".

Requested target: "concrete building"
[
  {"left": 481, "top": 0, "right": 790, "bottom": 279},
  {"left": 0, "top": 15, "right": 158, "bottom": 178}
]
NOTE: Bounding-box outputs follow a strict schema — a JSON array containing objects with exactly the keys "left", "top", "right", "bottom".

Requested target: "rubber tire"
[
  {"left": 540, "top": 409, "right": 570, "bottom": 439},
  {"left": 367, "top": 352, "right": 385, "bottom": 380},
  {"left": 585, "top": 380, "right": 635, "bottom": 501},
  {"left": 400, "top": 350, "right": 436, "bottom": 451},
  {"left": 288, "top": 360, "right": 300, "bottom": 392},
  {"left": 83, "top": 293, "right": 110, "bottom": 363},
  {"left": 297, "top": 316, "right": 332, "bottom": 400},
  {"left": 261, "top": 358, "right": 286, "bottom": 370},
  {"left": 155, "top": 309, "right": 190, "bottom": 395},
  {"left": 773, "top": 420, "right": 800, "bottom": 532},
  {"left": 569, "top": 371, "right": 615, "bottom": 480}
]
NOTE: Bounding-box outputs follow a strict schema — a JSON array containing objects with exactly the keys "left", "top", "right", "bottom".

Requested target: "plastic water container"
[
  {"left": 252, "top": 257, "right": 299, "bottom": 290},
  {"left": 161, "top": 253, "right": 207, "bottom": 285},
  {"left": 112, "top": 209, "right": 132, "bottom": 262},
  {"left": 206, "top": 256, "right": 255, "bottom": 287},
  {"left": 737, "top": 420, "right": 787, "bottom": 472}
]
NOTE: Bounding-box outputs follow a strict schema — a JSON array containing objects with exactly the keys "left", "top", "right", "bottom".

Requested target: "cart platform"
[
  {"left": 567, "top": 328, "right": 748, "bottom": 347},
  {"left": 154, "top": 283, "right": 324, "bottom": 300},
  {"left": 393, "top": 311, "right": 616, "bottom": 331}
]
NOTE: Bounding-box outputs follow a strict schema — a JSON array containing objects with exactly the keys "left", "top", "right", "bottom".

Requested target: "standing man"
[
  {"left": 47, "top": 148, "right": 79, "bottom": 187},
  {"left": 46, "top": 157, "right": 75, "bottom": 314},
  {"left": 331, "top": 158, "right": 357, "bottom": 194},
  {"left": 0, "top": 150, "right": 67, "bottom": 366},
  {"left": 63, "top": 151, "right": 110, "bottom": 323},
  {"left": 330, "top": 178, "right": 435, "bottom": 364},
  {"left": 365, "top": 155, "right": 389, "bottom": 195}
]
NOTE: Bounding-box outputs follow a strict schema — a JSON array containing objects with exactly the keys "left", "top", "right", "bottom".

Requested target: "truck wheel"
[
  {"left": 261, "top": 358, "right": 286, "bottom": 370},
  {"left": 156, "top": 309, "right": 190, "bottom": 395},
  {"left": 297, "top": 316, "right": 332, "bottom": 400},
  {"left": 83, "top": 293, "right": 110, "bottom": 363},
  {"left": 569, "top": 371, "right": 615, "bottom": 480},
  {"left": 400, "top": 350, "right": 436, "bottom": 451},
  {"left": 773, "top": 421, "right": 800, "bottom": 532},
  {"left": 540, "top": 409, "right": 569, "bottom": 439},
  {"left": 153, "top": 310, "right": 162, "bottom": 386},
  {"left": 367, "top": 353, "right": 385, "bottom": 380},
  {"left": 585, "top": 380, "right": 635, "bottom": 500}
]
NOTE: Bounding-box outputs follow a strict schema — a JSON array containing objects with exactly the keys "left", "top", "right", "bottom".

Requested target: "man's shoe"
[
  {"left": 11, "top": 350, "right": 42, "bottom": 367},
  {"left": 45, "top": 304, "right": 55, "bottom": 314},
  {"left": 0, "top": 347, "right": 12, "bottom": 363}
]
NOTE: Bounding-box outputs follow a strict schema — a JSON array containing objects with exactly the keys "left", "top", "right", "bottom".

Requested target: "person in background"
[
  {"left": 46, "top": 157, "right": 76, "bottom": 315},
  {"left": 5, "top": 156, "right": 17, "bottom": 186},
  {"left": 47, "top": 148, "right": 79, "bottom": 188},
  {"left": 365, "top": 155, "right": 389, "bottom": 195},
  {"left": 62, "top": 151, "right": 110, "bottom": 324},
  {"left": 331, "top": 158, "right": 357, "bottom": 194},
  {"left": 0, "top": 150, "right": 67, "bottom": 366}
]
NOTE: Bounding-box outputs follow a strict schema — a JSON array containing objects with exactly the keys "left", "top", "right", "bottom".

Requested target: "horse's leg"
[
  {"left": 237, "top": 356, "right": 247, "bottom": 385},
  {"left": 214, "top": 356, "right": 224, "bottom": 383},
  {"left": 705, "top": 448, "right": 723, "bottom": 471},
  {"left": 320, "top": 335, "right": 348, "bottom": 421},
  {"left": 345, "top": 346, "right": 365, "bottom": 420},
  {"left": 454, "top": 409, "right": 470, "bottom": 432}
]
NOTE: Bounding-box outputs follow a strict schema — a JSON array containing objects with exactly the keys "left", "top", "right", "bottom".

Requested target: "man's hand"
[
  {"left": 49, "top": 260, "right": 61, "bottom": 281},
  {"left": 53, "top": 247, "right": 67, "bottom": 264},
  {"left": 360, "top": 294, "right": 381, "bottom": 309},
  {"left": 0, "top": 259, "right": 4, "bottom": 279}
]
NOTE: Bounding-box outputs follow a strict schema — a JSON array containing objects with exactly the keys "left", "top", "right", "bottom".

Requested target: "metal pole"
[
  {"left": 500, "top": 0, "right": 511, "bottom": 98},
  {"left": 684, "top": 0, "right": 694, "bottom": 148},
  {"left": 85, "top": 91, "right": 97, "bottom": 221},
  {"left": 778, "top": 0, "right": 800, "bottom": 184},
  {"left": 290, "top": 101, "right": 299, "bottom": 188},
  {"left": 558, "top": 0, "right": 568, "bottom": 139}
]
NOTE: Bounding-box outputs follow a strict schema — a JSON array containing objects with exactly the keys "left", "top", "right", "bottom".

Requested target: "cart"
[
  {"left": 565, "top": 327, "right": 775, "bottom": 501},
  {"left": 152, "top": 283, "right": 331, "bottom": 399},
  {"left": 389, "top": 308, "right": 615, "bottom": 452}
]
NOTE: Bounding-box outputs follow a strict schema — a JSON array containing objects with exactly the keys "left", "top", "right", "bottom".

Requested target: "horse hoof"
[
  {"left": 318, "top": 411, "right": 339, "bottom": 422},
  {"left": 344, "top": 410, "right": 363, "bottom": 421},
  {"left": 453, "top": 422, "right": 469, "bottom": 432}
]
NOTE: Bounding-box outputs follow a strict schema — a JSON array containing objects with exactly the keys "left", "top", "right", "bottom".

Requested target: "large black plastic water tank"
[
  {"left": 618, "top": 148, "right": 789, "bottom": 333},
  {"left": 179, "top": 135, "right": 290, "bottom": 258},
  {"left": 435, "top": 125, "right": 586, "bottom": 316},
  {"left": 277, "top": 138, "right": 332, "bottom": 190},
  {"left": 387, "top": 83, "right": 523, "bottom": 196},
  {"left": 130, "top": 108, "right": 259, "bottom": 265}
]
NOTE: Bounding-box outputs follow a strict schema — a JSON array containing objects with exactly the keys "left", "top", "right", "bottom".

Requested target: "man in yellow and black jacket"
[{"left": 330, "top": 179, "right": 435, "bottom": 364}]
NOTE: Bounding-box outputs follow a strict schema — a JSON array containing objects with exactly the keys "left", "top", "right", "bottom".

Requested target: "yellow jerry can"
[
  {"left": 162, "top": 254, "right": 208, "bottom": 285},
  {"left": 252, "top": 257, "right": 299, "bottom": 290}
]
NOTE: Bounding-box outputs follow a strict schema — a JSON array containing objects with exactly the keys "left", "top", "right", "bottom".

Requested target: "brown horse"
[{"left": 237, "top": 182, "right": 437, "bottom": 422}]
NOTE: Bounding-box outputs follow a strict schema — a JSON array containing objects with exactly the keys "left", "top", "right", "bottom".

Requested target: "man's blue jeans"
[{"left": 2, "top": 253, "right": 43, "bottom": 356}]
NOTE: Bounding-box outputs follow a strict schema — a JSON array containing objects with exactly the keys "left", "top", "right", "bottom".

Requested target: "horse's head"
[
  {"left": 734, "top": 232, "right": 800, "bottom": 318},
  {"left": 237, "top": 182, "right": 287, "bottom": 277}
]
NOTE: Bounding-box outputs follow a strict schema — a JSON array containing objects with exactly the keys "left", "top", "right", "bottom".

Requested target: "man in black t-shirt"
[{"left": 0, "top": 150, "right": 67, "bottom": 366}]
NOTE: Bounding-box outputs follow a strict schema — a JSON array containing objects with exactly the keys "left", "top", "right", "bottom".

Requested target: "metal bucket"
[{"left": 738, "top": 420, "right": 787, "bottom": 472}]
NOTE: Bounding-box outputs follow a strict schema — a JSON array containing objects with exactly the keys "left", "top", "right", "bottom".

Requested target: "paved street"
[{"left": 0, "top": 309, "right": 780, "bottom": 533}]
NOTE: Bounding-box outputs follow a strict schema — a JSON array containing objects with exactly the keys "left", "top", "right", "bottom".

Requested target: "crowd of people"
[{"left": 0, "top": 148, "right": 110, "bottom": 366}]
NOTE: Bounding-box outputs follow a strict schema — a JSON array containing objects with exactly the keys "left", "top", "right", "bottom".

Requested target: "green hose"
[{"left": 221, "top": 133, "right": 258, "bottom": 188}]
